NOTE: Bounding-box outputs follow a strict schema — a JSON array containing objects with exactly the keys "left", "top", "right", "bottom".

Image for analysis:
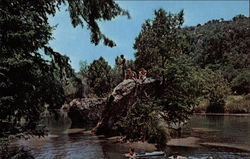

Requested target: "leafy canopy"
[{"left": 0, "top": 0, "right": 129, "bottom": 138}]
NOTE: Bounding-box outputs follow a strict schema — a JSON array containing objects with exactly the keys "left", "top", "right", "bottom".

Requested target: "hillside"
[{"left": 183, "top": 15, "right": 250, "bottom": 94}]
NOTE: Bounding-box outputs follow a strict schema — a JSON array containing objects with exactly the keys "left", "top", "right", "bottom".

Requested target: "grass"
[
  {"left": 225, "top": 95, "right": 250, "bottom": 113},
  {"left": 195, "top": 94, "right": 250, "bottom": 114}
]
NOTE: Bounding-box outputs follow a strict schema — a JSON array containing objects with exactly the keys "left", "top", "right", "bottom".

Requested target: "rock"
[
  {"left": 94, "top": 78, "right": 159, "bottom": 136},
  {"left": 68, "top": 78, "right": 159, "bottom": 131},
  {"left": 68, "top": 98, "right": 107, "bottom": 127}
]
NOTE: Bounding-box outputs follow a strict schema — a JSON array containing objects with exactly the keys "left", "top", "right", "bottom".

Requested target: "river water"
[
  {"left": 15, "top": 115, "right": 250, "bottom": 159},
  {"left": 189, "top": 115, "right": 250, "bottom": 148}
]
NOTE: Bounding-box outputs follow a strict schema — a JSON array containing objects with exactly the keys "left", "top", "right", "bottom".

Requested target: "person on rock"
[
  {"left": 116, "top": 54, "right": 127, "bottom": 80},
  {"left": 138, "top": 67, "right": 147, "bottom": 81},
  {"left": 125, "top": 68, "right": 137, "bottom": 80}
]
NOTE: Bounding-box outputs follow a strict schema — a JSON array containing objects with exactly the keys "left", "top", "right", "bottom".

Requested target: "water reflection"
[
  {"left": 17, "top": 134, "right": 105, "bottom": 159},
  {"left": 41, "top": 109, "right": 72, "bottom": 135},
  {"left": 190, "top": 115, "right": 250, "bottom": 147},
  {"left": 15, "top": 115, "right": 250, "bottom": 159}
]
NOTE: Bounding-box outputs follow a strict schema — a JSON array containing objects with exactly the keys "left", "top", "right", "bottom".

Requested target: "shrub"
[
  {"left": 119, "top": 97, "right": 169, "bottom": 149},
  {"left": 194, "top": 99, "right": 210, "bottom": 113},
  {"left": 225, "top": 95, "right": 250, "bottom": 113}
]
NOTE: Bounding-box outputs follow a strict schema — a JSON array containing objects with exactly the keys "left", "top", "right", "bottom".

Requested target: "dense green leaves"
[
  {"left": 134, "top": 9, "right": 185, "bottom": 78},
  {"left": 67, "top": 0, "right": 130, "bottom": 46},
  {"left": 120, "top": 96, "right": 169, "bottom": 149},
  {"left": 0, "top": 53, "right": 65, "bottom": 137},
  {"left": 0, "top": 0, "right": 129, "bottom": 138},
  {"left": 183, "top": 15, "right": 250, "bottom": 94},
  {"left": 121, "top": 9, "right": 233, "bottom": 145},
  {"left": 134, "top": 9, "right": 201, "bottom": 122},
  {"left": 85, "top": 57, "right": 112, "bottom": 97},
  {"left": 120, "top": 9, "right": 200, "bottom": 145}
]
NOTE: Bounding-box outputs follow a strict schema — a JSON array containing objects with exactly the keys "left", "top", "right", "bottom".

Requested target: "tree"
[
  {"left": 202, "top": 69, "right": 231, "bottom": 113},
  {"left": 134, "top": 9, "right": 185, "bottom": 82},
  {"left": 0, "top": 51, "right": 66, "bottom": 137},
  {"left": 111, "top": 56, "right": 136, "bottom": 88},
  {"left": 1, "top": 0, "right": 129, "bottom": 157},
  {"left": 0, "top": 0, "right": 130, "bottom": 141},
  {"left": 121, "top": 96, "right": 169, "bottom": 149},
  {"left": 231, "top": 68, "right": 250, "bottom": 95},
  {"left": 117, "top": 9, "right": 206, "bottom": 147},
  {"left": 86, "top": 57, "right": 112, "bottom": 97},
  {"left": 183, "top": 15, "right": 250, "bottom": 94},
  {"left": 79, "top": 60, "right": 89, "bottom": 77}
]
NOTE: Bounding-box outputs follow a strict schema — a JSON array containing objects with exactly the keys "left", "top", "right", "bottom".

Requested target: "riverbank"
[
  {"left": 195, "top": 95, "right": 250, "bottom": 114},
  {"left": 77, "top": 125, "right": 250, "bottom": 158},
  {"left": 9, "top": 125, "right": 250, "bottom": 159},
  {"left": 94, "top": 118, "right": 250, "bottom": 158},
  {"left": 98, "top": 129, "right": 250, "bottom": 153},
  {"left": 195, "top": 113, "right": 250, "bottom": 116},
  {"left": 69, "top": 114, "right": 250, "bottom": 156}
]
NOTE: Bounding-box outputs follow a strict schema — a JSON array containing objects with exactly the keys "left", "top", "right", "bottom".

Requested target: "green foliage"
[
  {"left": 111, "top": 56, "right": 136, "bottom": 88},
  {"left": 86, "top": 57, "right": 112, "bottom": 97},
  {"left": 156, "top": 57, "right": 206, "bottom": 122},
  {"left": 196, "top": 95, "right": 250, "bottom": 114},
  {"left": 120, "top": 96, "right": 169, "bottom": 149},
  {"left": 134, "top": 9, "right": 186, "bottom": 79},
  {"left": 184, "top": 15, "right": 250, "bottom": 94},
  {"left": 134, "top": 9, "right": 201, "bottom": 123},
  {"left": 110, "top": 57, "right": 123, "bottom": 88},
  {"left": 1, "top": 0, "right": 130, "bottom": 48},
  {"left": 44, "top": 47, "right": 82, "bottom": 100},
  {"left": 1, "top": 0, "right": 129, "bottom": 139},
  {"left": 0, "top": 52, "right": 65, "bottom": 137},
  {"left": 201, "top": 69, "right": 231, "bottom": 113},
  {"left": 79, "top": 60, "right": 89, "bottom": 77},
  {"left": 225, "top": 95, "right": 250, "bottom": 113},
  {"left": 129, "top": 9, "right": 232, "bottom": 146},
  {"left": 231, "top": 68, "right": 250, "bottom": 94},
  {"left": 123, "top": 9, "right": 206, "bottom": 146},
  {"left": 66, "top": 0, "right": 130, "bottom": 47}
]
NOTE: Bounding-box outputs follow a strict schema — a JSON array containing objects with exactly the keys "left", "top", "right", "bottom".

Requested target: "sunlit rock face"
[
  {"left": 94, "top": 78, "right": 159, "bottom": 136},
  {"left": 41, "top": 106, "right": 72, "bottom": 135},
  {"left": 67, "top": 78, "right": 159, "bottom": 132}
]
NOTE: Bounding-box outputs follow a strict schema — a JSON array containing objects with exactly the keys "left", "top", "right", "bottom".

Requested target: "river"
[{"left": 15, "top": 115, "right": 250, "bottom": 159}]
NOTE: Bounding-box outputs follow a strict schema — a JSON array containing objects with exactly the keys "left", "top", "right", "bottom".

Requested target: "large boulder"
[
  {"left": 68, "top": 98, "right": 107, "bottom": 128},
  {"left": 94, "top": 78, "right": 159, "bottom": 135},
  {"left": 68, "top": 78, "right": 159, "bottom": 130}
]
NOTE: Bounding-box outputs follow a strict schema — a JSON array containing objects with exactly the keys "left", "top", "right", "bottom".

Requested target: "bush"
[
  {"left": 202, "top": 70, "right": 231, "bottom": 113},
  {"left": 194, "top": 99, "right": 210, "bottom": 113},
  {"left": 225, "top": 95, "right": 250, "bottom": 113},
  {"left": 244, "top": 94, "right": 250, "bottom": 100},
  {"left": 119, "top": 97, "right": 169, "bottom": 149}
]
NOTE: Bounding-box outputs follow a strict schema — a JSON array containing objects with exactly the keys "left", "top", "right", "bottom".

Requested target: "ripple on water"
[{"left": 16, "top": 134, "right": 105, "bottom": 159}]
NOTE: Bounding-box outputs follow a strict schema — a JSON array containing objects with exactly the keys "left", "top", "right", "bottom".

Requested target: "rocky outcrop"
[
  {"left": 94, "top": 78, "right": 159, "bottom": 135},
  {"left": 68, "top": 98, "right": 107, "bottom": 127},
  {"left": 68, "top": 78, "right": 159, "bottom": 130}
]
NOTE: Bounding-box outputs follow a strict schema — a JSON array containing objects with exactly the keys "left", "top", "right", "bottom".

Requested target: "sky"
[{"left": 48, "top": 1, "right": 249, "bottom": 72}]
